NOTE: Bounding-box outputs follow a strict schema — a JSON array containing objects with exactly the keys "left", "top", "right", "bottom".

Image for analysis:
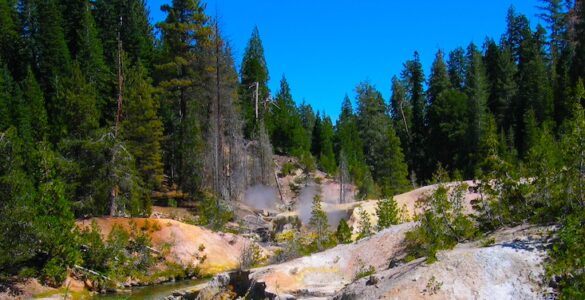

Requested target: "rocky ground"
[{"left": 246, "top": 224, "right": 553, "bottom": 300}]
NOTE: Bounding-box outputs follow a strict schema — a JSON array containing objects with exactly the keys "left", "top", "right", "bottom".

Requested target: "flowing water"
[{"left": 91, "top": 278, "right": 208, "bottom": 299}]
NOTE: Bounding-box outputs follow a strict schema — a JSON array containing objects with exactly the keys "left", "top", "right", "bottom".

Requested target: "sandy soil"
[{"left": 77, "top": 218, "right": 262, "bottom": 275}]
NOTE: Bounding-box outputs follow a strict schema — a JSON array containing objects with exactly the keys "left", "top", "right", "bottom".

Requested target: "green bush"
[
  {"left": 336, "top": 219, "right": 353, "bottom": 244},
  {"left": 353, "top": 258, "right": 376, "bottom": 281},
  {"left": 405, "top": 183, "right": 476, "bottom": 263},
  {"left": 281, "top": 162, "right": 296, "bottom": 177}
]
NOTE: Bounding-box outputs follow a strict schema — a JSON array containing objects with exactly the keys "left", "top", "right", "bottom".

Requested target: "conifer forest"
[{"left": 0, "top": 0, "right": 585, "bottom": 299}]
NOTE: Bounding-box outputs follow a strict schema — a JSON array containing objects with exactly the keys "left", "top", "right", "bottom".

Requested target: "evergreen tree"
[
  {"left": 356, "top": 82, "right": 409, "bottom": 196},
  {"left": 0, "top": 65, "right": 14, "bottom": 130},
  {"left": 75, "top": 0, "right": 111, "bottom": 113},
  {"left": 21, "top": 68, "right": 48, "bottom": 141},
  {"left": 571, "top": 0, "right": 585, "bottom": 84},
  {"left": 94, "top": 0, "right": 155, "bottom": 67},
  {"left": 427, "top": 49, "right": 451, "bottom": 105},
  {"left": 311, "top": 112, "right": 322, "bottom": 157},
  {"left": 267, "top": 76, "right": 309, "bottom": 156},
  {"left": 318, "top": 115, "right": 336, "bottom": 174},
  {"left": 26, "top": 0, "right": 71, "bottom": 131},
  {"left": 376, "top": 197, "right": 399, "bottom": 230},
  {"left": 512, "top": 17, "right": 553, "bottom": 155},
  {"left": 356, "top": 207, "right": 373, "bottom": 240},
  {"left": 309, "top": 194, "right": 329, "bottom": 250},
  {"left": 299, "top": 100, "right": 316, "bottom": 138},
  {"left": 484, "top": 39, "right": 517, "bottom": 129},
  {"left": 336, "top": 218, "right": 352, "bottom": 244},
  {"left": 464, "top": 43, "right": 490, "bottom": 176},
  {"left": 336, "top": 95, "right": 370, "bottom": 196},
  {"left": 121, "top": 62, "right": 164, "bottom": 190},
  {"left": 447, "top": 47, "right": 467, "bottom": 91},
  {"left": 239, "top": 26, "right": 270, "bottom": 137},
  {"left": 55, "top": 62, "right": 100, "bottom": 139},
  {"left": 427, "top": 89, "right": 469, "bottom": 174},
  {"left": 156, "top": 0, "right": 210, "bottom": 193},
  {"left": 401, "top": 52, "right": 428, "bottom": 181},
  {"left": 0, "top": 0, "right": 25, "bottom": 79},
  {"left": 390, "top": 76, "right": 411, "bottom": 159}
]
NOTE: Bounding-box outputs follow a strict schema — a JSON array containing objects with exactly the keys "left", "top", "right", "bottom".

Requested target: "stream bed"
[{"left": 92, "top": 278, "right": 208, "bottom": 300}]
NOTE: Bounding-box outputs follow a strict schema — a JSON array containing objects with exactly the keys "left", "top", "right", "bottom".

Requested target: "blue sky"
[{"left": 146, "top": 1, "right": 541, "bottom": 120}]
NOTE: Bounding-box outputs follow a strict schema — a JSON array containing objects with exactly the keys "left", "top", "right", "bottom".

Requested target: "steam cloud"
[
  {"left": 243, "top": 185, "right": 279, "bottom": 211},
  {"left": 297, "top": 184, "right": 350, "bottom": 228}
]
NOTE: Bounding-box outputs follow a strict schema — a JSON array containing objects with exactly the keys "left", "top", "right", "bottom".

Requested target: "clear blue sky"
[{"left": 146, "top": 1, "right": 541, "bottom": 120}]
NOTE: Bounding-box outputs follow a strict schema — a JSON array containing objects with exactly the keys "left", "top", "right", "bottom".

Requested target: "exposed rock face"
[
  {"left": 250, "top": 223, "right": 417, "bottom": 299},
  {"left": 333, "top": 225, "right": 554, "bottom": 300}
]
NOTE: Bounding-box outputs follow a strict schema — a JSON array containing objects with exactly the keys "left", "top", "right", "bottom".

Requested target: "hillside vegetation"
[{"left": 1, "top": 0, "right": 585, "bottom": 299}]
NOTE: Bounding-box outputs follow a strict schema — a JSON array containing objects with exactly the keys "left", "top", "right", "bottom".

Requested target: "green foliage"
[
  {"left": 356, "top": 82, "right": 409, "bottom": 196},
  {"left": 356, "top": 207, "right": 373, "bottom": 240},
  {"left": 353, "top": 258, "right": 376, "bottom": 281},
  {"left": 376, "top": 197, "right": 399, "bottom": 230},
  {"left": 309, "top": 194, "right": 329, "bottom": 250},
  {"left": 405, "top": 181, "right": 476, "bottom": 262},
  {"left": 121, "top": 62, "right": 164, "bottom": 190},
  {"left": 336, "top": 218, "right": 353, "bottom": 244},
  {"left": 156, "top": 0, "right": 210, "bottom": 194},
  {"left": 239, "top": 26, "right": 270, "bottom": 137},
  {"left": 197, "top": 191, "right": 234, "bottom": 230},
  {"left": 267, "top": 76, "right": 311, "bottom": 157}
]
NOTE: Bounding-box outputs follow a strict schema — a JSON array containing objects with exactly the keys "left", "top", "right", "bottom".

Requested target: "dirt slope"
[
  {"left": 77, "top": 218, "right": 260, "bottom": 275},
  {"left": 347, "top": 181, "right": 479, "bottom": 233}
]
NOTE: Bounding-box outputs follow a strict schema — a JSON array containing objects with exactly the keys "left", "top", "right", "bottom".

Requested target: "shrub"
[
  {"left": 281, "top": 162, "right": 296, "bottom": 177},
  {"left": 404, "top": 183, "right": 476, "bottom": 263},
  {"left": 353, "top": 258, "right": 376, "bottom": 281},
  {"left": 336, "top": 219, "right": 353, "bottom": 244}
]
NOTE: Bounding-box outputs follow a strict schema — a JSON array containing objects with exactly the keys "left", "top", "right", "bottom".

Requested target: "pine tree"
[
  {"left": 336, "top": 95, "right": 370, "bottom": 196},
  {"left": 94, "top": 0, "right": 155, "bottom": 67},
  {"left": 55, "top": 62, "right": 100, "bottom": 139},
  {"left": 464, "top": 43, "right": 490, "bottom": 176},
  {"left": 571, "top": 0, "right": 585, "bottom": 85},
  {"left": 309, "top": 194, "right": 329, "bottom": 250},
  {"left": 299, "top": 100, "right": 316, "bottom": 138},
  {"left": 336, "top": 218, "right": 352, "bottom": 244},
  {"left": 267, "top": 76, "right": 309, "bottom": 156},
  {"left": 0, "top": 0, "right": 25, "bottom": 79},
  {"left": 427, "top": 90, "right": 469, "bottom": 173},
  {"left": 121, "top": 62, "right": 164, "bottom": 190},
  {"left": 447, "top": 47, "right": 467, "bottom": 91},
  {"left": 21, "top": 68, "right": 48, "bottom": 141},
  {"left": 390, "top": 76, "right": 411, "bottom": 158},
  {"left": 356, "top": 207, "right": 373, "bottom": 240},
  {"left": 356, "top": 82, "right": 409, "bottom": 196},
  {"left": 239, "top": 27, "right": 270, "bottom": 137},
  {"left": 318, "top": 115, "right": 336, "bottom": 174},
  {"left": 401, "top": 52, "right": 428, "bottom": 181},
  {"left": 376, "top": 197, "right": 399, "bottom": 230},
  {"left": 484, "top": 39, "right": 517, "bottom": 129},
  {"left": 427, "top": 49, "right": 451, "bottom": 105},
  {"left": 0, "top": 65, "right": 14, "bottom": 130},
  {"left": 156, "top": 0, "right": 210, "bottom": 193},
  {"left": 26, "top": 0, "right": 71, "bottom": 133},
  {"left": 75, "top": 0, "right": 111, "bottom": 113}
]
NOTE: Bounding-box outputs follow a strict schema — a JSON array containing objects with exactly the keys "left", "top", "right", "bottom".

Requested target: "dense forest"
[{"left": 0, "top": 0, "right": 585, "bottom": 297}]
